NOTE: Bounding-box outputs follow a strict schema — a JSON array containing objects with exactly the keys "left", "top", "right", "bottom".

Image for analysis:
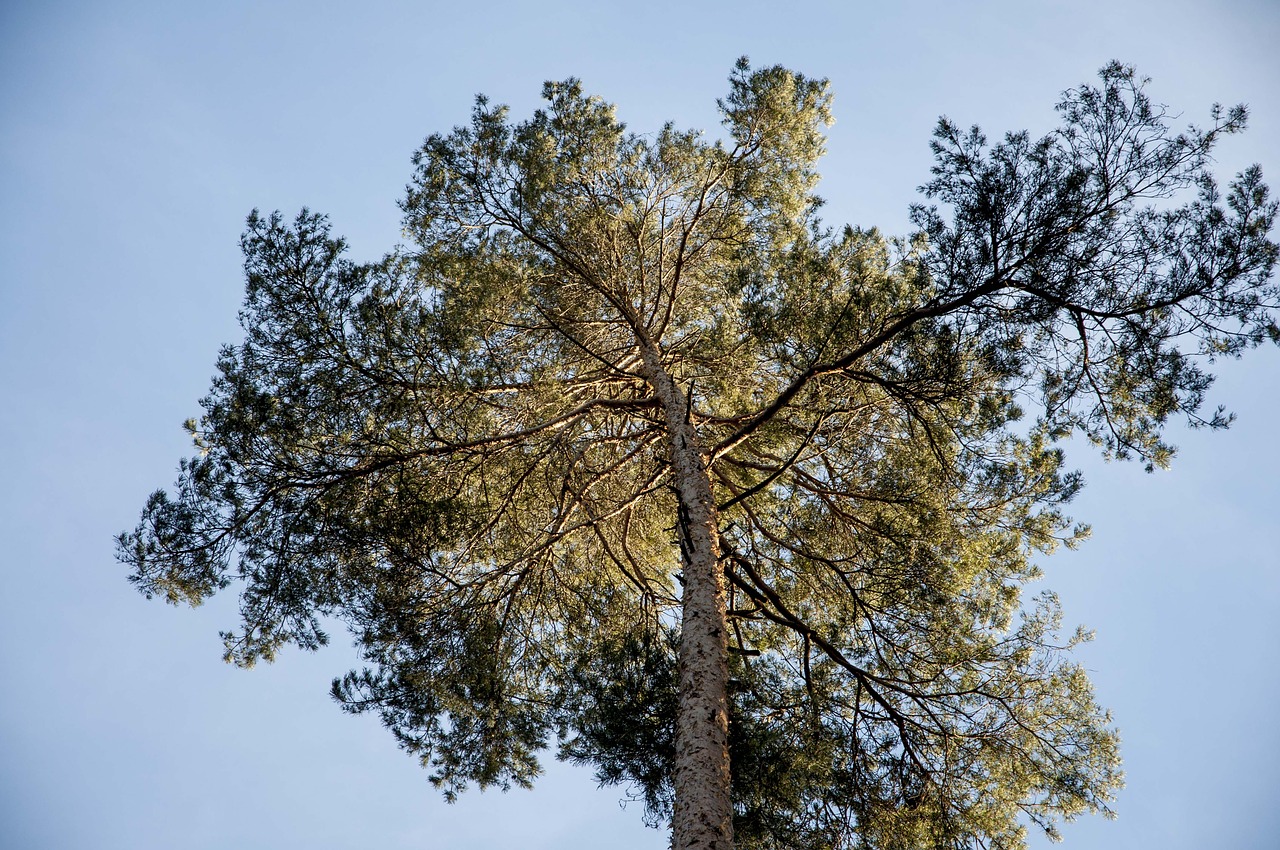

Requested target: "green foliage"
[{"left": 120, "top": 60, "right": 1276, "bottom": 849}]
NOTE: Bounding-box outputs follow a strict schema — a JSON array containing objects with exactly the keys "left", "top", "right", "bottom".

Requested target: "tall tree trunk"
[{"left": 640, "top": 344, "right": 734, "bottom": 850}]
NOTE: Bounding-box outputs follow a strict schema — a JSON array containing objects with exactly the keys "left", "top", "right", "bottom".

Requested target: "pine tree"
[{"left": 119, "top": 60, "right": 1277, "bottom": 850}]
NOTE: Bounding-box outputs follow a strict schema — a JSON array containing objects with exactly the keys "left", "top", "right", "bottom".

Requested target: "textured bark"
[{"left": 640, "top": 343, "right": 733, "bottom": 850}]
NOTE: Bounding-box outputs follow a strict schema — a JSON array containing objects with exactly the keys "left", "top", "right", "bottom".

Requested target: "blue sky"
[{"left": 1, "top": 1, "right": 1277, "bottom": 847}]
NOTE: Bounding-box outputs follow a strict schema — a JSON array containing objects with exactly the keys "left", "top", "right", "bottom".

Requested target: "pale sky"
[{"left": 2, "top": 2, "right": 1277, "bottom": 848}]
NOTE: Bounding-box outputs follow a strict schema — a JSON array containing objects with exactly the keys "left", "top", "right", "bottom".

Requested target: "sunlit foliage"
[{"left": 120, "top": 60, "right": 1276, "bottom": 849}]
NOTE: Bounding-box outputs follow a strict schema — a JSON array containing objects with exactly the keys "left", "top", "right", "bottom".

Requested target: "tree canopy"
[{"left": 119, "top": 60, "right": 1277, "bottom": 850}]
